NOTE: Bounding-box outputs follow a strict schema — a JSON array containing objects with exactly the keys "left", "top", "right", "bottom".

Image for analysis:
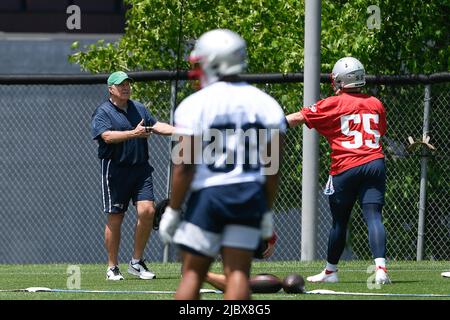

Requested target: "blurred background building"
[{"left": 0, "top": 0, "right": 125, "bottom": 73}]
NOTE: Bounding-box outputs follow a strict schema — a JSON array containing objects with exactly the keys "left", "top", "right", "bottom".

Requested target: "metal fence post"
[
  {"left": 416, "top": 84, "right": 431, "bottom": 261},
  {"left": 162, "top": 80, "right": 177, "bottom": 263},
  {"left": 301, "top": 0, "right": 321, "bottom": 261}
]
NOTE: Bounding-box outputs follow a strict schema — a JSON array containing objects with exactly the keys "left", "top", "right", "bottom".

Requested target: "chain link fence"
[
  {"left": 0, "top": 74, "right": 448, "bottom": 264},
  {"left": 0, "top": 82, "right": 173, "bottom": 264}
]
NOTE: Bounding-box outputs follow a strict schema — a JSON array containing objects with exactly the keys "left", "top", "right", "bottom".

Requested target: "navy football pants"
[{"left": 326, "top": 159, "right": 387, "bottom": 264}]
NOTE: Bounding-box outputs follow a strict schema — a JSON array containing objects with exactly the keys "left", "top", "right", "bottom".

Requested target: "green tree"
[
  {"left": 70, "top": 0, "right": 448, "bottom": 76},
  {"left": 69, "top": 0, "right": 449, "bottom": 114}
]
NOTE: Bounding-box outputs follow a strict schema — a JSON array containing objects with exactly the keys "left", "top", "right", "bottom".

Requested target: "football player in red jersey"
[{"left": 286, "top": 57, "right": 390, "bottom": 285}]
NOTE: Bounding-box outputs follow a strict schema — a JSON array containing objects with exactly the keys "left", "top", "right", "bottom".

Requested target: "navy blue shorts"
[
  {"left": 101, "top": 160, "right": 155, "bottom": 214},
  {"left": 184, "top": 182, "right": 268, "bottom": 232},
  {"left": 326, "top": 158, "right": 386, "bottom": 205},
  {"left": 173, "top": 182, "right": 269, "bottom": 257}
]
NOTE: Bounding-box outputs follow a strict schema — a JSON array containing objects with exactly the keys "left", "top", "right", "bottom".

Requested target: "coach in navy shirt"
[{"left": 92, "top": 71, "right": 174, "bottom": 281}]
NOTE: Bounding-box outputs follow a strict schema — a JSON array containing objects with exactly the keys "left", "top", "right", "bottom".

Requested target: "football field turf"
[{"left": 0, "top": 260, "right": 449, "bottom": 300}]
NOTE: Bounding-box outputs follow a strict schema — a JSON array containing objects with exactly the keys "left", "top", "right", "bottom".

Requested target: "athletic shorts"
[
  {"left": 101, "top": 159, "right": 155, "bottom": 214},
  {"left": 173, "top": 182, "right": 268, "bottom": 258},
  {"left": 325, "top": 158, "right": 386, "bottom": 205}
]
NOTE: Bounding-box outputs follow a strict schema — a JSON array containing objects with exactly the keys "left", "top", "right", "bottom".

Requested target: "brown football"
[
  {"left": 282, "top": 273, "right": 305, "bottom": 293},
  {"left": 249, "top": 273, "right": 282, "bottom": 294}
]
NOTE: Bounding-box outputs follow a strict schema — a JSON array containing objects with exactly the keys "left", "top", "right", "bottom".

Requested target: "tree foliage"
[{"left": 70, "top": 0, "right": 449, "bottom": 76}]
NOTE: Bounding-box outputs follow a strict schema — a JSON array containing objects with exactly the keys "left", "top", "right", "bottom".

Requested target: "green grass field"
[{"left": 0, "top": 260, "right": 449, "bottom": 300}]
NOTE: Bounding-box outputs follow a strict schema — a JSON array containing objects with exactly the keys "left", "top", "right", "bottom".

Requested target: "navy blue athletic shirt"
[{"left": 91, "top": 99, "right": 157, "bottom": 165}]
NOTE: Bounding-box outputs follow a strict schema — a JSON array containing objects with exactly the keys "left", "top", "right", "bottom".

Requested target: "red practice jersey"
[{"left": 301, "top": 93, "right": 386, "bottom": 175}]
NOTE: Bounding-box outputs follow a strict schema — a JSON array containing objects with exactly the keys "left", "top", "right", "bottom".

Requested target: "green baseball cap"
[{"left": 107, "top": 71, "right": 133, "bottom": 86}]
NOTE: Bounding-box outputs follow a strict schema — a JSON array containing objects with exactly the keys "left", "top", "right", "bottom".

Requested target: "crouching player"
[{"left": 205, "top": 233, "right": 277, "bottom": 292}]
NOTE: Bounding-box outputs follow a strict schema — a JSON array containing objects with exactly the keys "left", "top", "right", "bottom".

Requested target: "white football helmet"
[
  {"left": 331, "top": 57, "right": 365, "bottom": 93},
  {"left": 188, "top": 29, "right": 247, "bottom": 88}
]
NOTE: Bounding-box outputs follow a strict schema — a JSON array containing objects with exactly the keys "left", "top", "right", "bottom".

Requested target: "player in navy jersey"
[
  {"left": 286, "top": 57, "right": 391, "bottom": 285},
  {"left": 159, "top": 29, "right": 286, "bottom": 299},
  {"left": 91, "top": 71, "right": 174, "bottom": 281}
]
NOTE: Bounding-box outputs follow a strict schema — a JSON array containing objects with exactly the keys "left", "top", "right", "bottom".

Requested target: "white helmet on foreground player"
[
  {"left": 331, "top": 57, "right": 365, "bottom": 93},
  {"left": 188, "top": 29, "right": 247, "bottom": 88}
]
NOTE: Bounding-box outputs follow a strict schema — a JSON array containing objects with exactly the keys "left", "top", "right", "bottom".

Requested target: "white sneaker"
[
  {"left": 441, "top": 271, "right": 450, "bottom": 278},
  {"left": 306, "top": 269, "right": 338, "bottom": 283},
  {"left": 106, "top": 266, "right": 124, "bottom": 281},
  {"left": 375, "top": 266, "right": 391, "bottom": 284},
  {"left": 127, "top": 259, "right": 156, "bottom": 280}
]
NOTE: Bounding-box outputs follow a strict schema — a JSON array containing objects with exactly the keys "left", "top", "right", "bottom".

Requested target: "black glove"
[
  {"left": 253, "top": 239, "right": 269, "bottom": 259},
  {"left": 153, "top": 198, "right": 170, "bottom": 230}
]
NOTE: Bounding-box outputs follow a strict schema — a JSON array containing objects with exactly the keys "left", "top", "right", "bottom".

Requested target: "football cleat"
[
  {"left": 306, "top": 269, "right": 339, "bottom": 283},
  {"left": 441, "top": 271, "right": 450, "bottom": 278},
  {"left": 106, "top": 266, "right": 124, "bottom": 281},
  {"left": 127, "top": 259, "right": 156, "bottom": 280},
  {"left": 375, "top": 266, "right": 391, "bottom": 284}
]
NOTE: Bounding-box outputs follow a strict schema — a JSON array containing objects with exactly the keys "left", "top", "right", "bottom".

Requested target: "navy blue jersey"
[{"left": 92, "top": 99, "right": 157, "bottom": 165}]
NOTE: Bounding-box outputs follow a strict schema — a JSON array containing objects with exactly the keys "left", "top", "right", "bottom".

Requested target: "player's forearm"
[
  {"left": 285, "top": 112, "right": 306, "bottom": 128},
  {"left": 152, "top": 121, "right": 175, "bottom": 136},
  {"left": 204, "top": 272, "right": 226, "bottom": 291},
  {"left": 169, "top": 163, "right": 194, "bottom": 210},
  {"left": 101, "top": 130, "right": 140, "bottom": 144},
  {"left": 263, "top": 135, "right": 284, "bottom": 208},
  {"left": 264, "top": 173, "right": 280, "bottom": 209}
]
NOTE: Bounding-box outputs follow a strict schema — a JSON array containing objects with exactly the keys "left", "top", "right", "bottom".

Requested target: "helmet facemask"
[
  {"left": 188, "top": 29, "right": 247, "bottom": 89},
  {"left": 188, "top": 56, "right": 204, "bottom": 90}
]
